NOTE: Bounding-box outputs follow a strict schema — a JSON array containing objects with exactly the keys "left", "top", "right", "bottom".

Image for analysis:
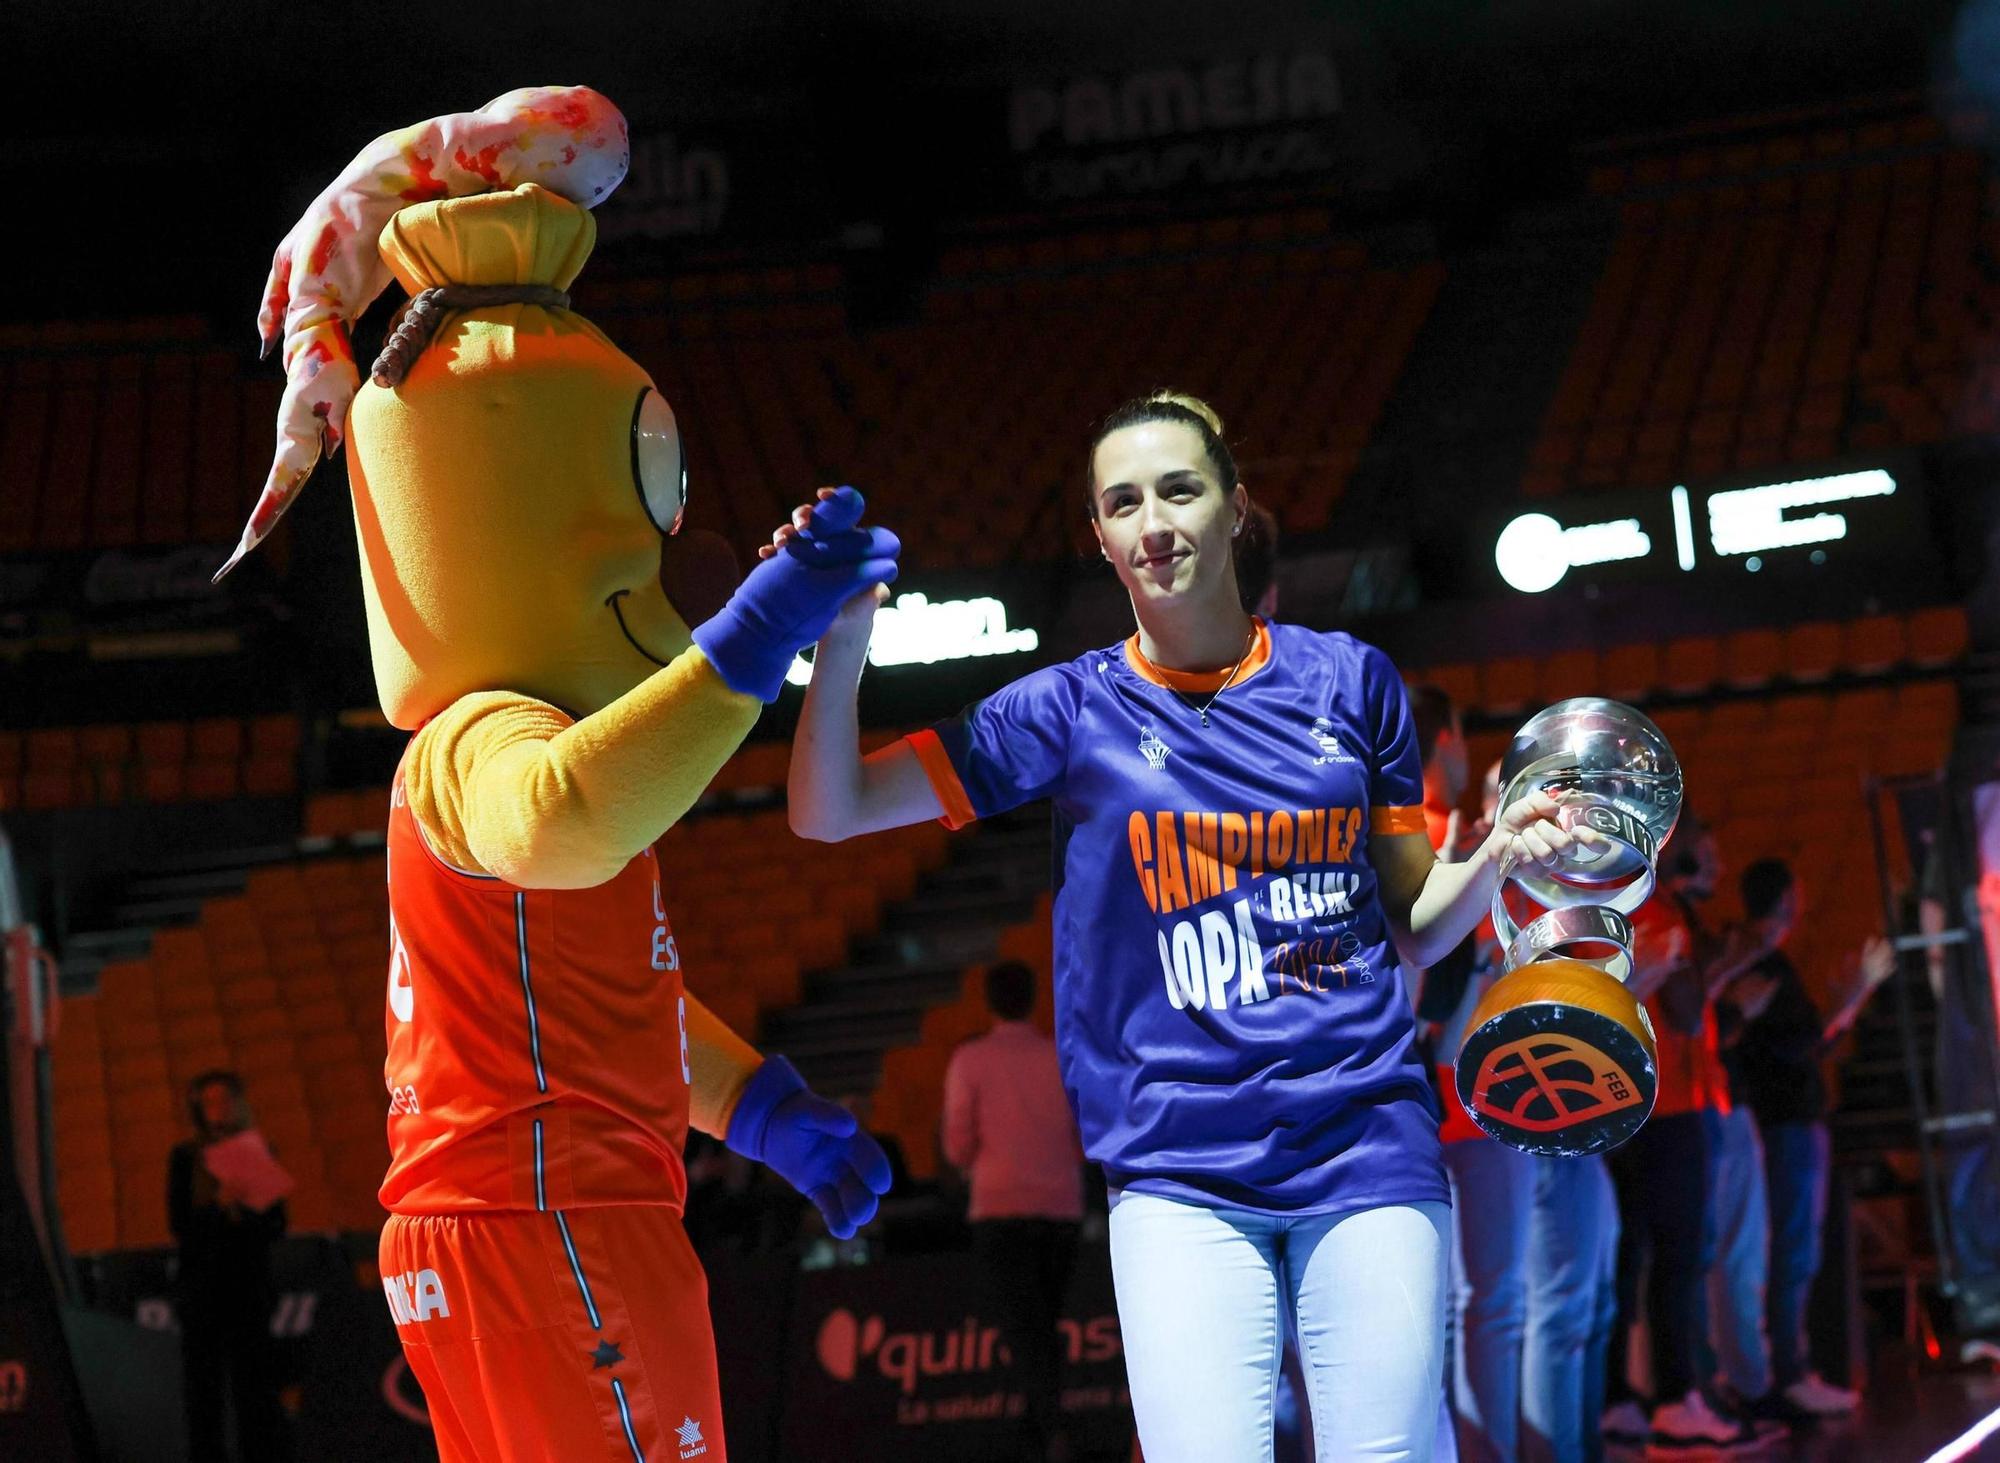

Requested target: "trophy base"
[{"left": 1454, "top": 958, "right": 1659, "bottom": 1158}]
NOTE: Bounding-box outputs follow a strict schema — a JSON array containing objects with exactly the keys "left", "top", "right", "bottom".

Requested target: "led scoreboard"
[{"left": 1483, "top": 465, "right": 1937, "bottom": 595}]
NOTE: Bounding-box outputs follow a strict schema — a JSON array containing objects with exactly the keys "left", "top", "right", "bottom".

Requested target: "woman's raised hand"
[
  {"left": 1488, "top": 789, "right": 1608, "bottom": 872},
  {"left": 759, "top": 486, "right": 841, "bottom": 560}
]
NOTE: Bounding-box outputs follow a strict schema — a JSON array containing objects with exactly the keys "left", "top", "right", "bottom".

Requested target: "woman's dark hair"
[
  {"left": 1086, "top": 391, "right": 1239, "bottom": 518},
  {"left": 1234, "top": 502, "right": 1280, "bottom": 612}
]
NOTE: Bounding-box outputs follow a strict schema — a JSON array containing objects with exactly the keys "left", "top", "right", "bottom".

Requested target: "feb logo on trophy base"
[{"left": 1456, "top": 697, "right": 1684, "bottom": 1158}]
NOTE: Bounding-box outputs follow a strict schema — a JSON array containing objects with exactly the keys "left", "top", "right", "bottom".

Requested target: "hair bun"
[{"left": 1146, "top": 390, "right": 1225, "bottom": 438}]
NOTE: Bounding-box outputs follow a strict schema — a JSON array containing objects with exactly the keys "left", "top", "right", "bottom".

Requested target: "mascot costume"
[{"left": 225, "top": 86, "right": 897, "bottom": 1462}]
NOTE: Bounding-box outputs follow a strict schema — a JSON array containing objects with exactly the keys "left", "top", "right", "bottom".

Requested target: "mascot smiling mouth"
[{"left": 607, "top": 590, "right": 671, "bottom": 668}]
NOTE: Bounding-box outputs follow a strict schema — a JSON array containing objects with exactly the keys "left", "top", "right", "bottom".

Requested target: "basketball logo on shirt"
[
  {"left": 1137, "top": 726, "right": 1171, "bottom": 771},
  {"left": 1308, "top": 717, "right": 1354, "bottom": 765}
]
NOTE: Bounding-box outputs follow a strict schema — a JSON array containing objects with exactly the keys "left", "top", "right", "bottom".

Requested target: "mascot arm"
[
  {"left": 402, "top": 658, "right": 770, "bottom": 1132},
  {"left": 684, "top": 994, "right": 763, "bottom": 1136},
  {"left": 403, "top": 650, "right": 760, "bottom": 889}
]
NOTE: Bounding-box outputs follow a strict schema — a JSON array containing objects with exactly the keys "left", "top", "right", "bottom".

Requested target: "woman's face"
[{"left": 1090, "top": 422, "right": 1245, "bottom": 610}]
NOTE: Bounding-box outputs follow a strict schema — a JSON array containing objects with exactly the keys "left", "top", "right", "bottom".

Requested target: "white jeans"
[{"left": 1110, "top": 1190, "right": 1450, "bottom": 1462}]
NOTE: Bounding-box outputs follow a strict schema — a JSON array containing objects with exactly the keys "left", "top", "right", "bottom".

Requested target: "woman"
[{"left": 785, "top": 393, "right": 1594, "bottom": 1461}]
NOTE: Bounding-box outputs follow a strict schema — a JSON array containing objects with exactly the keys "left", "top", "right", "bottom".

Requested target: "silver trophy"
[{"left": 1454, "top": 697, "right": 1684, "bottom": 1157}]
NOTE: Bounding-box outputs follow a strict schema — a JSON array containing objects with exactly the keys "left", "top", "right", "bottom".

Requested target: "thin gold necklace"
[{"left": 1165, "top": 623, "right": 1256, "bottom": 728}]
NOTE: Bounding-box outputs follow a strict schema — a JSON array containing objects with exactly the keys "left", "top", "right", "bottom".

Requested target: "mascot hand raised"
[{"left": 693, "top": 487, "right": 900, "bottom": 702}]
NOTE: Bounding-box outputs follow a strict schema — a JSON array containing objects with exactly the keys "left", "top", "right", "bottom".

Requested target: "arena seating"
[
  {"left": 0, "top": 330, "right": 281, "bottom": 554},
  {"left": 1, "top": 211, "right": 1440, "bottom": 566},
  {"left": 1527, "top": 112, "right": 1990, "bottom": 495},
  {"left": 606, "top": 212, "right": 1443, "bottom": 568},
  {"left": 48, "top": 796, "right": 947, "bottom": 1253},
  {"left": 0, "top": 714, "right": 300, "bottom": 813},
  {"left": 1412, "top": 606, "right": 1968, "bottom": 711}
]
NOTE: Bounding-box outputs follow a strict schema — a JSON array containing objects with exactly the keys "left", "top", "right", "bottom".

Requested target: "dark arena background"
[{"left": 4, "top": 1, "right": 2000, "bottom": 1459}]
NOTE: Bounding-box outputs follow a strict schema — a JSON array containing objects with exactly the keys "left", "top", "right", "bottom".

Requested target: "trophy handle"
[
  {"left": 1489, "top": 847, "right": 1652, "bottom": 983},
  {"left": 1505, "top": 905, "right": 1635, "bottom": 982}
]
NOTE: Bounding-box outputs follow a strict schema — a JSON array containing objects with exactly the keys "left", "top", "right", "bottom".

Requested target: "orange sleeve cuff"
[
  {"left": 1371, "top": 804, "right": 1427, "bottom": 835},
  {"left": 904, "top": 730, "right": 978, "bottom": 830}
]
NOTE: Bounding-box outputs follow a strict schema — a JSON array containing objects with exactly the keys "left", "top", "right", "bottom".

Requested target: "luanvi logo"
[{"left": 382, "top": 1268, "right": 451, "bottom": 1325}]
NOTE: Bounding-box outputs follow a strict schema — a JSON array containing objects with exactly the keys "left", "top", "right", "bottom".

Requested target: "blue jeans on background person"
[
  {"left": 1445, "top": 1139, "right": 1536, "bottom": 1462},
  {"left": 1699, "top": 1104, "right": 1772, "bottom": 1400},
  {"left": 1944, "top": 1132, "right": 2000, "bottom": 1315},
  {"left": 1762, "top": 1120, "right": 1831, "bottom": 1387},
  {"left": 1522, "top": 1152, "right": 1618, "bottom": 1463}
]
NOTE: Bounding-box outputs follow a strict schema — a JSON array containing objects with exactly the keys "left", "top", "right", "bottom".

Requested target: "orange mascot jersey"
[
  {"left": 379, "top": 757, "right": 725, "bottom": 1463},
  {"left": 380, "top": 758, "right": 691, "bottom": 1215}
]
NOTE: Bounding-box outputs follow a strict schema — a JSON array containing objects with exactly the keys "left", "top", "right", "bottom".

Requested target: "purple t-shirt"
[{"left": 907, "top": 620, "right": 1446, "bottom": 1215}]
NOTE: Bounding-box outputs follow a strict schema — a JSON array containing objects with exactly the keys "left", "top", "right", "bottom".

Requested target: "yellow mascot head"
[
  {"left": 223, "top": 86, "right": 691, "bottom": 727},
  {"left": 349, "top": 183, "right": 692, "bottom": 728}
]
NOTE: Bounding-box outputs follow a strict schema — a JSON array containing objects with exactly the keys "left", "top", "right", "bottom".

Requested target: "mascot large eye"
[{"left": 630, "top": 387, "right": 687, "bottom": 536}]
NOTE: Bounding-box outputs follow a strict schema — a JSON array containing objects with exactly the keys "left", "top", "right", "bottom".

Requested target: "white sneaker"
[
  {"left": 1602, "top": 1399, "right": 1651, "bottom": 1445},
  {"left": 1645, "top": 1390, "right": 1766, "bottom": 1453},
  {"left": 1781, "top": 1371, "right": 1860, "bottom": 1415}
]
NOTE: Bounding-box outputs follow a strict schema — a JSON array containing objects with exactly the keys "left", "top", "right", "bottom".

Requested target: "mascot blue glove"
[
  {"left": 693, "top": 486, "right": 900, "bottom": 701},
  {"left": 725, "top": 1056, "right": 894, "bottom": 1238}
]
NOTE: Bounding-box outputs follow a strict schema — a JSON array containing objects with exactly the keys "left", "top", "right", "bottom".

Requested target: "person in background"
[
  {"left": 1921, "top": 808, "right": 2000, "bottom": 1360},
  {"left": 169, "top": 1069, "right": 290, "bottom": 1463},
  {"left": 1721, "top": 859, "right": 1894, "bottom": 1415},
  {"left": 1416, "top": 708, "right": 1532, "bottom": 1463},
  {"left": 1504, "top": 751, "right": 1622, "bottom": 1463},
  {"left": 1693, "top": 862, "right": 1792, "bottom": 1422},
  {"left": 943, "top": 960, "right": 1085, "bottom": 1463},
  {"left": 1603, "top": 814, "right": 1780, "bottom": 1453}
]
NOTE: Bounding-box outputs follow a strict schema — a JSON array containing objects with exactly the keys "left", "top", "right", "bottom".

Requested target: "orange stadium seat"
[
  {"left": 1722, "top": 629, "right": 1783, "bottom": 689},
  {"left": 1662, "top": 636, "right": 1721, "bottom": 694},
  {"left": 1843, "top": 615, "right": 1908, "bottom": 674},
  {"left": 1906, "top": 606, "right": 1969, "bottom": 667},
  {"left": 1782, "top": 622, "right": 1843, "bottom": 682},
  {"left": 1599, "top": 644, "right": 1662, "bottom": 702},
  {"left": 1478, "top": 657, "right": 1538, "bottom": 715},
  {"left": 1537, "top": 650, "right": 1601, "bottom": 704}
]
